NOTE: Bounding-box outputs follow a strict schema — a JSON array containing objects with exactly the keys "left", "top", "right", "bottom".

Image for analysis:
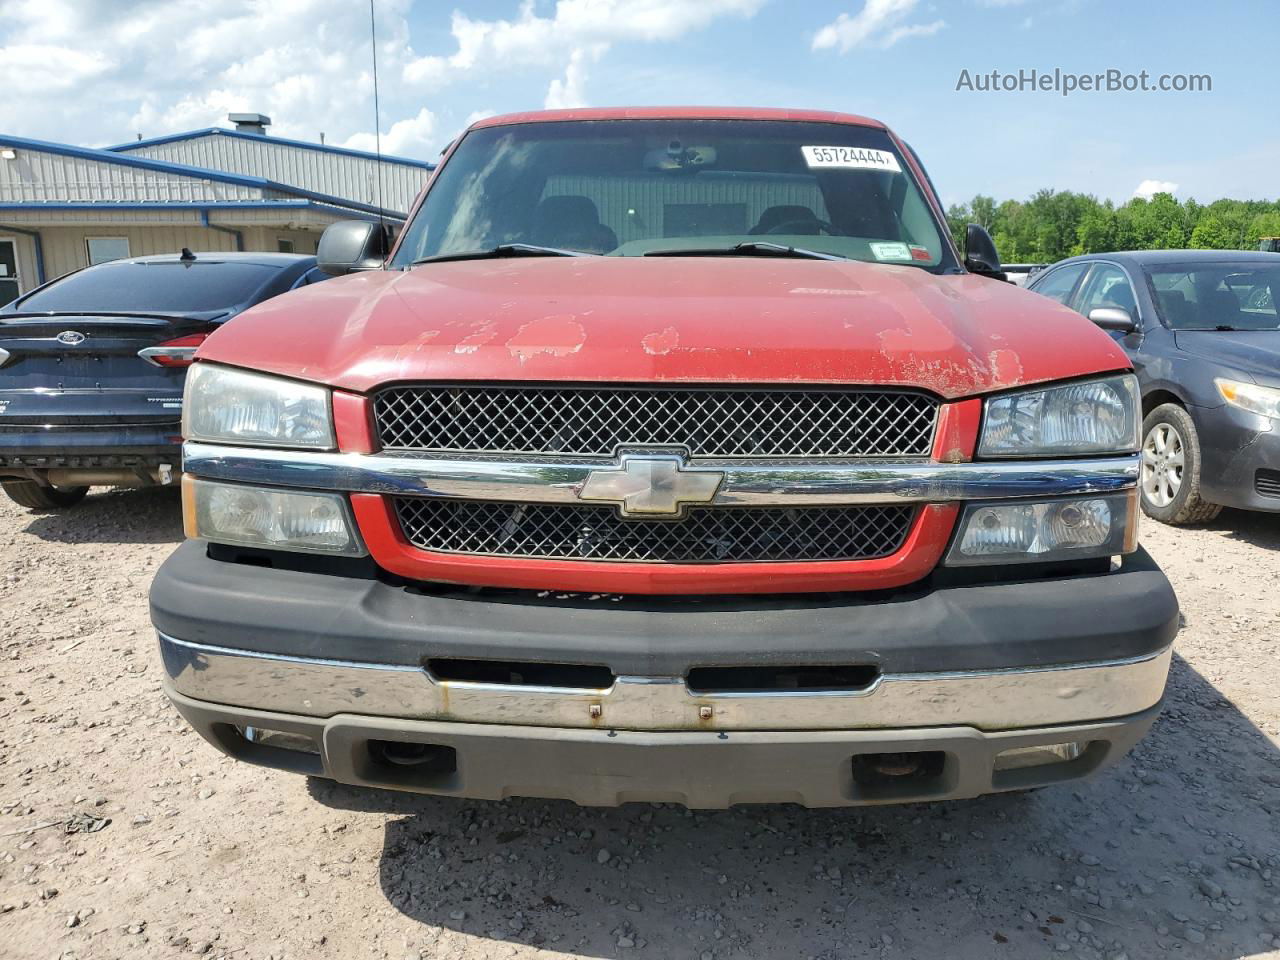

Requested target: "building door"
[{"left": 0, "top": 239, "right": 20, "bottom": 305}]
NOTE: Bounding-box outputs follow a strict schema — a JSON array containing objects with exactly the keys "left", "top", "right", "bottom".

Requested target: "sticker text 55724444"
[{"left": 801, "top": 146, "right": 902, "bottom": 173}]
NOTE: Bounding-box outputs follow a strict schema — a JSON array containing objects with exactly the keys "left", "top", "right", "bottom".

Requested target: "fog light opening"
[
  {"left": 851, "top": 750, "right": 950, "bottom": 801},
  {"left": 236, "top": 725, "right": 320, "bottom": 755},
  {"left": 368, "top": 739, "right": 458, "bottom": 775},
  {"left": 991, "top": 739, "right": 1108, "bottom": 792},
  {"left": 993, "top": 740, "right": 1085, "bottom": 772}
]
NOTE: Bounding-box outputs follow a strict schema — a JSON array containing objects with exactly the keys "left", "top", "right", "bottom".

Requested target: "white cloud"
[
  {"left": 0, "top": 0, "right": 423, "bottom": 151},
  {"left": 344, "top": 107, "right": 437, "bottom": 157},
  {"left": 544, "top": 45, "right": 605, "bottom": 109},
  {"left": 0, "top": 0, "right": 764, "bottom": 154},
  {"left": 881, "top": 19, "right": 947, "bottom": 45},
  {"left": 812, "top": 0, "right": 945, "bottom": 52},
  {"left": 403, "top": 0, "right": 765, "bottom": 103},
  {"left": 1133, "top": 179, "right": 1179, "bottom": 200},
  {"left": 0, "top": 43, "right": 110, "bottom": 93}
]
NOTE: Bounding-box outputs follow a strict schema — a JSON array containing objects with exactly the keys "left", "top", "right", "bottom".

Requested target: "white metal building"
[{"left": 0, "top": 114, "right": 434, "bottom": 303}]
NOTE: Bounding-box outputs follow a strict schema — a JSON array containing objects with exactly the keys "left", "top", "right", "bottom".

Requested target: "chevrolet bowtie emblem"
[{"left": 578, "top": 454, "right": 723, "bottom": 517}]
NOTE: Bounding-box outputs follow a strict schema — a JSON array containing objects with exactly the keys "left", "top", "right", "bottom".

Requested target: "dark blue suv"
[{"left": 0, "top": 251, "right": 324, "bottom": 510}]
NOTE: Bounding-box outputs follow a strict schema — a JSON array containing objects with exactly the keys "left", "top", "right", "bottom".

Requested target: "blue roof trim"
[
  {"left": 0, "top": 134, "right": 409, "bottom": 218},
  {"left": 106, "top": 127, "right": 435, "bottom": 170},
  {"left": 0, "top": 200, "right": 399, "bottom": 221}
]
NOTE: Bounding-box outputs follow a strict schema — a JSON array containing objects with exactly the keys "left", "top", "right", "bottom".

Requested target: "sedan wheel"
[
  {"left": 1141, "top": 422, "right": 1184, "bottom": 507},
  {"left": 1137, "top": 403, "right": 1222, "bottom": 525}
]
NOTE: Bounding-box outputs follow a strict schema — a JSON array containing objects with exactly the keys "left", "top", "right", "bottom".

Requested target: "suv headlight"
[
  {"left": 183, "top": 476, "right": 365, "bottom": 556},
  {"left": 183, "top": 363, "right": 334, "bottom": 449},
  {"left": 979, "top": 374, "right": 1140, "bottom": 458},
  {"left": 945, "top": 491, "right": 1138, "bottom": 566},
  {"left": 1215, "top": 378, "right": 1280, "bottom": 420}
]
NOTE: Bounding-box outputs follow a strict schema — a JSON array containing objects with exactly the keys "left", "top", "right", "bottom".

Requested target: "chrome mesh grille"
[
  {"left": 394, "top": 498, "right": 915, "bottom": 564},
  {"left": 374, "top": 386, "right": 937, "bottom": 458}
]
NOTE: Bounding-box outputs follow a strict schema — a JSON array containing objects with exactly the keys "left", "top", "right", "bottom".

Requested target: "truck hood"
[{"left": 199, "top": 257, "right": 1129, "bottom": 399}]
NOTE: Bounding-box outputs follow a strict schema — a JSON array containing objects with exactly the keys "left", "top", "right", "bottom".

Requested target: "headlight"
[
  {"left": 1215, "top": 378, "right": 1280, "bottom": 420},
  {"left": 183, "top": 476, "right": 364, "bottom": 556},
  {"left": 945, "top": 491, "right": 1137, "bottom": 566},
  {"left": 183, "top": 363, "right": 334, "bottom": 449},
  {"left": 980, "top": 375, "right": 1140, "bottom": 458}
]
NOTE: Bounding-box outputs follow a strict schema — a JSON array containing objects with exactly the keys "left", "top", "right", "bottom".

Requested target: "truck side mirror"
[
  {"left": 964, "top": 224, "right": 1008, "bottom": 282},
  {"left": 1088, "top": 307, "right": 1137, "bottom": 333},
  {"left": 317, "top": 220, "right": 390, "bottom": 276}
]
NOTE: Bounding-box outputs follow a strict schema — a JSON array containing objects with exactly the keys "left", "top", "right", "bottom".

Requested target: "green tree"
[
  {"left": 1190, "top": 214, "right": 1242, "bottom": 249},
  {"left": 1075, "top": 203, "right": 1118, "bottom": 254},
  {"left": 1246, "top": 212, "right": 1280, "bottom": 248},
  {"left": 936, "top": 189, "right": 1280, "bottom": 262}
]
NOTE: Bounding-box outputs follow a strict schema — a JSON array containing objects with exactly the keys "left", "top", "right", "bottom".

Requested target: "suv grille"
[
  {"left": 374, "top": 386, "right": 937, "bottom": 458},
  {"left": 394, "top": 498, "right": 915, "bottom": 564}
]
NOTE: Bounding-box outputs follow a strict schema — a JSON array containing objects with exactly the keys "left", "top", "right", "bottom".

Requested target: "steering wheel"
[{"left": 765, "top": 218, "right": 838, "bottom": 236}]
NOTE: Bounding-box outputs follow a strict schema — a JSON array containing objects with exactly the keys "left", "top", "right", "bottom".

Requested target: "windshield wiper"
[
  {"left": 642, "top": 241, "right": 849, "bottom": 262},
  {"left": 412, "top": 243, "right": 593, "bottom": 265}
]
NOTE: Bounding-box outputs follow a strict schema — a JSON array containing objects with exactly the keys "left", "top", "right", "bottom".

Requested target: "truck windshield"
[
  {"left": 1148, "top": 263, "right": 1280, "bottom": 331},
  {"left": 392, "top": 119, "right": 954, "bottom": 271}
]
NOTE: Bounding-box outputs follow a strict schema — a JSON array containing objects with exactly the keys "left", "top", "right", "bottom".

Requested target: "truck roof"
[{"left": 470, "top": 106, "right": 885, "bottom": 131}]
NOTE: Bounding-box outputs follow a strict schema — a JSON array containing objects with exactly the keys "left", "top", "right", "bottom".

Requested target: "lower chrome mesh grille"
[{"left": 394, "top": 498, "right": 915, "bottom": 564}]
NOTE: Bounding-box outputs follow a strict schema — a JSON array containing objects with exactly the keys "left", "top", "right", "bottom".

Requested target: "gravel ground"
[{"left": 1, "top": 488, "right": 1279, "bottom": 960}]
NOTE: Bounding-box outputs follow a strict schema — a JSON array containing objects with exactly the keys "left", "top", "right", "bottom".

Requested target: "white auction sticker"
[
  {"left": 870, "top": 242, "right": 912, "bottom": 261},
  {"left": 801, "top": 146, "right": 902, "bottom": 172}
]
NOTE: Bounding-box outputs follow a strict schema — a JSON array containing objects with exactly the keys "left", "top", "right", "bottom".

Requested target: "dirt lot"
[{"left": 1, "top": 489, "right": 1278, "bottom": 960}]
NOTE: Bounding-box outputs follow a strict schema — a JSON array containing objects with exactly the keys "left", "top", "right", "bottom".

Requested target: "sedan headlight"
[
  {"left": 1215, "top": 378, "right": 1280, "bottom": 420},
  {"left": 183, "top": 476, "right": 364, "bottom": 556},
  {"left": 980, "top": 375, "right": 1140, "bottom": 458},
  {"left": 183, "top": 363, "right": 334, "bottom": 449}
]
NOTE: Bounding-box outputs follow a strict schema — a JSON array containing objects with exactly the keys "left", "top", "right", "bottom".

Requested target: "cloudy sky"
[{"left": 1, "top": 0, "right": 1273, "bottom": 206}]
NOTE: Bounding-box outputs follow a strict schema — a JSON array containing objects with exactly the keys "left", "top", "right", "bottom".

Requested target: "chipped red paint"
[
  {"left": 351, "top": 494, "right": 960, "bottom": 595},
  {"left": 641, "top": 326, "right": 680, "bottom": 356},
  {"left": 504, "top": 315, "right": 587, "bottom": 362},
  {"left": 200, "top": 256, "right": 1129, "bottom": 400}
]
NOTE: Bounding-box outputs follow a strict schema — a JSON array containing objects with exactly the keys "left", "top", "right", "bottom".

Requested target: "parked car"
[
  {"left": 0, "top": 251, "right": 326, "bottom": 509},
  {"left": 1026, "top": 250, "right": 1280, "bottom": 524},
  {"left": 150, "top": 107, "right": 1177, "bottom": 809},
  {"left": 1002, "top": 263, "right": 1048, "bottom": 287}
]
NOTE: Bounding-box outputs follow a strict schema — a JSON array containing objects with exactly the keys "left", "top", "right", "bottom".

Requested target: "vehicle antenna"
[{"left": 368, "top": 0, "right": 387, "bottom": 266}]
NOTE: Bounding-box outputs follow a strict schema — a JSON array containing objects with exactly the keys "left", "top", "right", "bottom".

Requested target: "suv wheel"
[
  {"left": 1, "top": 479, "right": 90, "bottom": 510},
  {"left": 1139, "top": 404, "right": 1221, "bottom": 525}
]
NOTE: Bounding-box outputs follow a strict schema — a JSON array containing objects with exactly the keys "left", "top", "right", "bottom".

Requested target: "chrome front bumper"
[
  {"left": 180, "top": 441, "right": 1140, "bottom": 508},
  {"left": 158, "top": 631, "right": 1172, "bottom": 733}
]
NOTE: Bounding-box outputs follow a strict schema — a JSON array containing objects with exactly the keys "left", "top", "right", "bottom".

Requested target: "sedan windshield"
[
  {"left": 1148, "top": 263, "right": 1280, "bottom": 330},
  {"left": 391, "top": 119, "right": 954, "bottom": 271},
  {"left": 8, "top": 261, "right": 280, "bottom": 315}
]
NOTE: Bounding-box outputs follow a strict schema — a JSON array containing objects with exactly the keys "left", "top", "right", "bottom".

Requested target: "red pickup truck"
[{"left": 150, "top": 107, "right": 1178, "bottom": 807}]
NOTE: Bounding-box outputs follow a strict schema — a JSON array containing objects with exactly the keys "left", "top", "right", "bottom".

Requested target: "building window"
[
  {"left": 0, "top": 238, "right": 20, "bottom": 305},
  {"left": 86, "top": 236, "right": 130, "bottom": 265},
  {"left": 277, "top": 238, "right": 296, "bottom": 253}
]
